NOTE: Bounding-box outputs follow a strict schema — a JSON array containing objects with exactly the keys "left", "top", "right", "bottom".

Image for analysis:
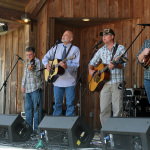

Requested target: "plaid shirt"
[
  {"left": 137, "top": 39, "right": 150, "bottom": 80},
  {"left": 21, "top": 57, "right": 44, "bottom": 93},
  {"left": 89, "top": 42, "right": 127, "bottom": 84}
]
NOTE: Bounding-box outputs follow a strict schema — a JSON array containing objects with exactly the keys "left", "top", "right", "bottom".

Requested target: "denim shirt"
[{"left": 137, "top": 39, "right": 150, "bottom": 80}]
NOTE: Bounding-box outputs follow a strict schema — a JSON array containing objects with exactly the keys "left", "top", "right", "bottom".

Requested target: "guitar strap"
[
  {"left": 64, "top": 44, "right": 73, "bottom": 59},
  {"left": 111, "top": 44, "right": 118, "bottom": 61}
]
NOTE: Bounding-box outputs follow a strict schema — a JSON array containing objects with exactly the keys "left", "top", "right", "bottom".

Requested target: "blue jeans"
[
  {"left": 25, "top": 89, "right": 43, "bottom": 131},
  {"left": 144, "top": 79, "right": 150, "bottom": 104},
  {"left": 53, "top": 86, "right": 75, "bottom": 116}
]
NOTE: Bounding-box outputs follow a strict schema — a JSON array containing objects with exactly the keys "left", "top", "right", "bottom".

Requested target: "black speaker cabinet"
[
  {"left": 101, "top": 117, "right": 150, "bottom": 150},
  {"left": 0, "top": 114, "right": 33, "bottom": 142},
  {"left": 38, "top": 116, "right": 94, "bottom": 148}
]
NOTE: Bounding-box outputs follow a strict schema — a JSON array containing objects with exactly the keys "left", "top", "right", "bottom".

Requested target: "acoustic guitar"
[
  {"left": 45, "top": 54, "right": 76, "bottom": 82},
  {"left": 89, "top": 53, "right": 128, "bottom": 92},
  {"left": 142, "top": 53, "right": 150, "bottom": 68},
  {"left": 89, "top": 63, "right": 110, "bottom": 92}
]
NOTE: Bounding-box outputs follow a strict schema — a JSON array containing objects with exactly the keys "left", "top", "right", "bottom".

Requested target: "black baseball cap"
[{"left": 99, "top": 28, "right": 115, "bottom": 36}]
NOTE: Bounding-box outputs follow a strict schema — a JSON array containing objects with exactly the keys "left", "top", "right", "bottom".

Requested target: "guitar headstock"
[
  {"left": 112, "top": 54, "right": 128, "bottom": 65},
  {"left": 67, "top": 54, "right": 76, "bottom": 60}
]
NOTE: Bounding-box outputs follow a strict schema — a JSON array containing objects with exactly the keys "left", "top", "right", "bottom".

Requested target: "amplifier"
[
  {"left": 136, "top": 98, "right": 150, "bottom": 117},
  {"left": 134, "top": 88, "right": 147, "bottom": 96},
  {"left": 125, "top": 88, "right": 134, "bottom": 97}
]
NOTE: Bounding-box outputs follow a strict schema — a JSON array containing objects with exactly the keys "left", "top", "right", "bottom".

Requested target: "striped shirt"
[
  {"left": 89, "top": 42, "right": 127, "bottom": 84},
  {"left": 42, "top": 43, "right": 80, "bottom": 87},
  {"left": 21, "top": 57, "right": 44, "bottom": 93},
  {"left": 137, "top": 39, "right": 150, "bottom": 80}
]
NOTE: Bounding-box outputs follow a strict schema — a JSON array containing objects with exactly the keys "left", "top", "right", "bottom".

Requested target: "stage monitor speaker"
[
  {"left": 101, "top": 117, "right": 150, "bottom": 150},
  {"left": 38, "top": 116, "right": 94, "bottom": 148},
  {"left": 0, "top": 114, "right": 33, "bottom": 142}
]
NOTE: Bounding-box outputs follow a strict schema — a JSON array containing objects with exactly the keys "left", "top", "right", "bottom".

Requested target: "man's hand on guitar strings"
[
  {"left": 109, "top": 61, "right": 115, "bottom": 69},
  {"left": 46, "top": 64, "right": 51, "bottom": 71},
  {"left": 92, "top": 70, "right": 98, "bottom": 77},
  {"left": 111, "top": 55, "right": 128, "bottom": 70},
  {"left": 59, "top": 61, "right": 67, "bottom": 69},
  {"left": 89, "top": 69, "right": 95, "bottom": 76}
]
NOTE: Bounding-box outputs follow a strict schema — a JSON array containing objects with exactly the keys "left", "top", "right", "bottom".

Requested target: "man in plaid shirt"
[
  {"left": 89, "top": 28, "right": 127, "bottom": 127},
  {"left": 21, "top": 46, "right": 43, "bottom": 133}
]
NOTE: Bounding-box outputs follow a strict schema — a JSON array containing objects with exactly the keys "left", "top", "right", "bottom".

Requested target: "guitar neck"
[{"left": 98, "top": 65, "right": 109, "bottom": 75}]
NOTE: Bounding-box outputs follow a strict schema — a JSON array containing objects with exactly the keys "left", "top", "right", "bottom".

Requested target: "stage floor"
[{"left": 0, "top": 132, "right": 102, "bottom": 150}]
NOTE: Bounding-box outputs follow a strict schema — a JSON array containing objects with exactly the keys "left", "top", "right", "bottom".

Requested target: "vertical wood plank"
[
  {"left": 121, "top": 0, "right": 132, "bottom": 18},
  {"left": 73, "top": 0, "right": 85, "bottom": 17},
  {"left": 49, "top": 0, "right": 62, "bottom": 17},
  {"left": 114, "top": 21, "right": 123, "bottom": 44},
  {"left": 98, "top": 0, "right": 109, "bottom": 18},
  {"left": 37, "top": 2, "right": 47, "bottom": 60},
  {"left": 117, "top": 0, "right": 122, "bottom": 18},
  {"left": 0, "top": 35, "right": 6, "bottom": 114},
  {"left": 49, "top": 18, "right": 55, "bottom": 48},
  {"left": 61, "top": 0, "right": 73, "bottom": 17},
  {"left": 10, "top": 30, "right": 18, "bottom": 114},
  {"left": 17, "top": 27, "right": 25, "bottom": 114},
  {"left": 132, "top": 0, "right": 143, "bottom": 18},
  {"left": 37, "top": 2, "right": 48, "bottom": 112},
  {"left": 131, "top": 19, "right": 142, "bottom": 88},
  {"left": 109, "top": 0, "right": 119, "bottom": 18},
  {"left": 85, "top": 0, "right": 98, "bottom": 18},
  {"left": 122, "top": 21, "right": 132, "bottom": 87},
  {"left": 29, "top": 23, "right": 37, "bottom": 50},
  {"left": 5, "top": 33, "right": 12, "bottom": 114}
]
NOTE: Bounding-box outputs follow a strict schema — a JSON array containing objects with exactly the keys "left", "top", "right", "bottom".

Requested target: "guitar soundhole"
[
  {"left": 94, "top": 75, "right": 101, "bottom": 83},
  {"left": 50, "top": 66, "right": 55, "bottom": 75}
]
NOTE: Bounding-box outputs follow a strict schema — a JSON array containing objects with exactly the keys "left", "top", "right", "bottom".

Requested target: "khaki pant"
[{"left": 100, "top": 83, "right": 123, "bottom": 127}]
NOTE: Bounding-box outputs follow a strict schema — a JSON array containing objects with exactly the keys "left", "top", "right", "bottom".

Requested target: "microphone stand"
[
  {"left": 0, "top": 57, "right": 21, "bottom": 114},
  {"left": 47, "top": 44, "right": 59, "bottom": 115},
  {"left": 76, "top": 78, "right": 82, "bottom": 116},
  {"left": 73, "top": 44, "right": 101, "bottom": 115}
]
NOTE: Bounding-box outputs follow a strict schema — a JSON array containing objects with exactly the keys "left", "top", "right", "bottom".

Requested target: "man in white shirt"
[{"left": 42, "top": 30, "right": 80, "bottom": 116}]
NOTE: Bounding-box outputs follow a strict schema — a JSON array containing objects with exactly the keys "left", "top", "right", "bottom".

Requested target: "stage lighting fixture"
[
  {"left": 21, "top": 14, "right": 31, "bottom": 23},
  {"left": 0, "top": 23, "right": 8, "bottom": 32}
]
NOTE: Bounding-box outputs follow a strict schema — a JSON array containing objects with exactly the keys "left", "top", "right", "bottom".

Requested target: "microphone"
[
  {"left": 93, "top": 40, "right": 103, "bottom": 49},
  {"left": 16, "top": 54, "right": 25, "bottom": 63},
  {"left": 138, "top": 24, "right": 150, "bottom": 26},
  {"left": 53, "top": 39, "right": 61, "bottom": 47}
]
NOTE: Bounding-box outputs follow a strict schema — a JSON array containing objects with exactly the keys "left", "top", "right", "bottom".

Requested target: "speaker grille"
[
  {"left": 38, "top": 116, "right": 94, "bottom": 148},
  {"left": 101, "top": 117, "right": 150, "bottom": 150},
  {"left": 0, "top": 114, "right": 33, "bottom": 142}
]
